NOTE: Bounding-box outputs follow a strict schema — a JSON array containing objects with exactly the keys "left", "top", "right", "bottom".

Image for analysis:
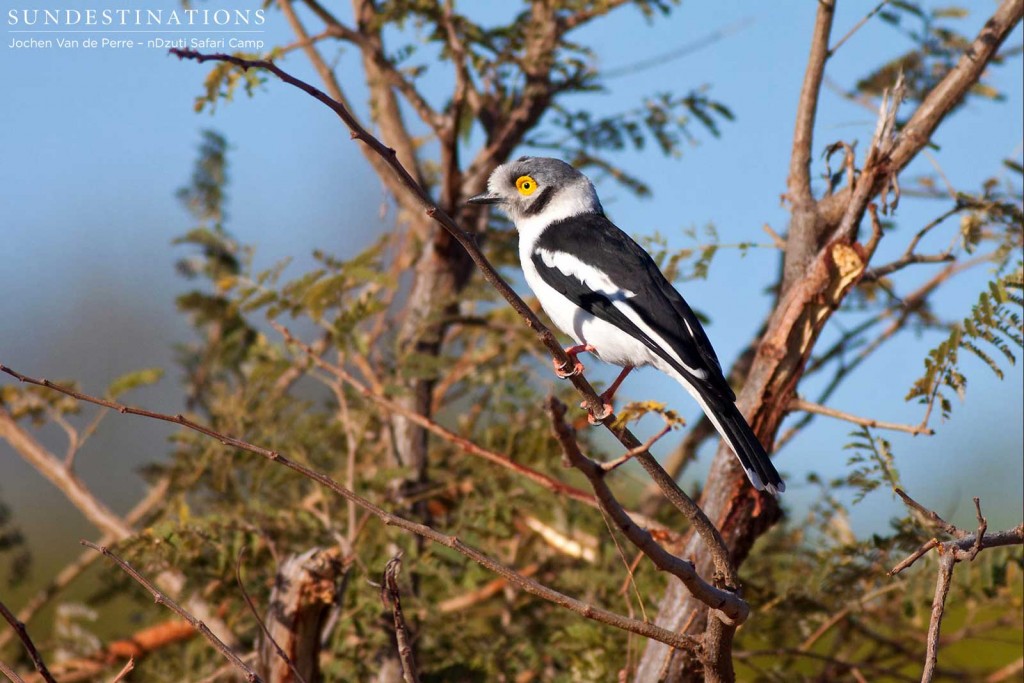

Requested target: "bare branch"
[
  {"left": 885, "top": 492, "right": 1022, "bottom": 681},
  {"left": 783, "top": 0, "right": 835, "bottom": 290},
  {"left": 548, "top": 398, "right": 749, "bottom": 626},
  {"left": 789, "top": 397, "right": 934, "bottom": 436},
  {"left": 986, "top": 658, "right": 1024, "bottom": 683},
  {"left": 921, "top": 552, "right": 955, "bottom": 683},
  {"left": 110, "top": 658, "right": 135, "bottom": 683},
  {"left": 888, "top": 539, "right": 939, "bottom": 577},
  {"left": 0, "top": 405, "right": 132, "bottom": 539},
  {"left": 863, "top": 205, "right": 963, "bottom": 281},
  {"left": 0, "top": 661, "right": 25, "bottom": 683},
  {"left": 818, "top": 0, "right": 1024, "bottom": 223},
  {"left": 381, "top": 555, "right": 420, "bottom": 683},
  {"left": 80, "top": 541, "right": 261, "bottom": 682},
  {"left": 0, "top": 363, "right": 696, "bottom": 651},
  {"left": 893, "top": 488, "right": 961, "bottom": 538},
  {"left": 828, "top": 1, "right": 891, "bottom": 57},
  {"left": 601, "top": 424, "right": 672, "bottom": 472},
  {"left": 0, "top": 599, "right": 57, "bottom": 683}
]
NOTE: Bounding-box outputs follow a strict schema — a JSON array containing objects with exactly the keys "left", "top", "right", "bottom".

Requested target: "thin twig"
[
  {"left": 110, "top": 658, "right": 135, "bottom": 683},
  {"left": 790, "top": 397, "right": 934, "bottom": 436},
  {"left": 381, "top": 555, "right": 420, "bottom": 683},
  {"left": 236, "top": 547, "right": 307, "bottom": 683},
  {"left": 893, "top": 488, "right": 961, "bottom": 537},
  {"left": 0, "top": 661, "right": 25, "bottom": 683},
  {"left": 828, "top": 1, "right": 891, "bottom": 56},
  {"left": 602, "top": 425, "right": 672, "bottom": 472},
  {"left": 0, "top": 363, "right": 695, "bottom": 650},
  {"left": 889, "top": 538, "right": 939, "bottom": 576},
  {"left": 80, "top": 541, "right": 261, "bottom": 682},
  {"left": 0, "top": 599, "right": 56, "bottom": 683},
  {"left": 921, "top": 552, "right": 955, "bottom": 683}
]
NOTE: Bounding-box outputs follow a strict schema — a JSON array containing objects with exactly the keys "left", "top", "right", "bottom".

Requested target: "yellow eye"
[{"left": 516, "top": 175, "right": 538, "bottom": 196}]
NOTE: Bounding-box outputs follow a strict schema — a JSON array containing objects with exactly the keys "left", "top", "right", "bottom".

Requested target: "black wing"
[{"left": 532, "top": 213, "right": 734, "bottom": 401}]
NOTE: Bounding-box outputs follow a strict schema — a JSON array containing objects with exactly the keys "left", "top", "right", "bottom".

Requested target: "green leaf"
[{"left": 107, "top": 368, "right": 165, "bottom": 399}]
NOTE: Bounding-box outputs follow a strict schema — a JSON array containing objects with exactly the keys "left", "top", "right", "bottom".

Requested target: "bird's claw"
[
  {"left": 582, "top": 399, "right": 614, "bottom": 425},
  {"left": 554, "top": 344, "right": 597, "bottom": 379},
  {"left": 554, "top": 357, "right": 584, "bottom": 379}
]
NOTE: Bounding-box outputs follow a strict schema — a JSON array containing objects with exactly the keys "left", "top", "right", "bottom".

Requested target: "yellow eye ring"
[{"left": 516, "top": 175, "right": 538, "bottom": 196}]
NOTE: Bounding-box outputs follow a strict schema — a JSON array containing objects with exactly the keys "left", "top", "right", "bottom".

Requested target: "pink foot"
[{"left": 553, "top": 344, "right": 597, "bottom": 379}]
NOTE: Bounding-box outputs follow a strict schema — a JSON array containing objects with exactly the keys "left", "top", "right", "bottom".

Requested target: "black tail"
[{"left": 707, "top": 395, "right": 785, "bottom": 496}]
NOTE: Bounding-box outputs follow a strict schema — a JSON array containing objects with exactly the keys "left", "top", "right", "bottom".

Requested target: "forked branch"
[
  {"left": 887, "top": 490, "right": 1023, "bottom": 683},
  {"left": 166, "top": 48, "right": 726, "bottom": 566},
  {"left": 0, "top": 363, "right": 695, "bottom": 651}
]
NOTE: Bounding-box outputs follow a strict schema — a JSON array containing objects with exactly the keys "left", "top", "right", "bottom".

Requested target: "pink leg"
[
  {"left": 583, "top": 365, "right": 634, "bottom": 425},
  {"left": 601, "top": 365, "right": 634, "bottom": 404},
  {"left": 553, "top": 343, "right": 597, "bottom": 379}
]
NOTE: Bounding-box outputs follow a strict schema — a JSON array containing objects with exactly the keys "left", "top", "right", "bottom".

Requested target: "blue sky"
[{"left": 1, "top": 2, "right": 1022, "bottom": 574}]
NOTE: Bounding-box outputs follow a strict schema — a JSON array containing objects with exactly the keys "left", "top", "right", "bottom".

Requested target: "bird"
[{"left": 468, "top": 156, "right": 785, "bottom": 495}]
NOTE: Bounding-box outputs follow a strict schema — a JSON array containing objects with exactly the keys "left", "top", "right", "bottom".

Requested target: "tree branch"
[
  {"left": 0, "top": 660, "right": 25, "bottom": 683},
  {"left": 789, "top": 397, "right": 934, "bottom": 436},
  {"left": 883, "top": 492, "right": 1023, "bottom": 682},
  {"left": 81, "top": 541, "right": 261, "bottom": 681},
  {"left": 0, "top": 599, "right": 56, "bottom": 683},
  {"left": 818, "top": 0, "right": 1024, "bottom": 225},
  {"left": 381, "top": 555, "right": 420, "bottom": 683},
  {"left": 0, "top": 364, "right": 697, "bottom": 652},
  {"left": 548, "top": 397, "right": 749, "bottom": 626},
  {"left": 782, "top": 0, "right": 835, "bottom": 291}
]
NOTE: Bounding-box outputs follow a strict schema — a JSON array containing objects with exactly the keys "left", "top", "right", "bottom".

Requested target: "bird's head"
[{"left": 468, "top": 157, "right": 602, "bottom": 226}]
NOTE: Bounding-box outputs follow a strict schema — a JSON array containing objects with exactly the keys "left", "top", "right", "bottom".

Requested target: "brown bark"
[
  {"left": 260, "top": 547, "right": 346, "bottom": 683},
  {"left": 635, "top": 2, "right": 1023, "bottom": 679}
]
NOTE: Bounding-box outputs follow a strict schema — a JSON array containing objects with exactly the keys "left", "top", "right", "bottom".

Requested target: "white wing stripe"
[
  {"left": 537, "top": 247, "right": 707, "bottom": 380},
  {"left": 611, "top": 300, "right": 707, "bottom": 379},
  {"left": 537, "top": 248, "right": 635, "bottom": 300}
]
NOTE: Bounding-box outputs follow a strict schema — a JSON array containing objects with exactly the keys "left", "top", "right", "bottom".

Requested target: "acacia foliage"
[{"left": 0, "top": 2, "right": 1022, "bottom": 681}]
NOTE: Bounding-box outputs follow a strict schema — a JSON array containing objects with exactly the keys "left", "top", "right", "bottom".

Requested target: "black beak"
[{"left": 466, "top": 192, "right": 504, "bottom": 205}]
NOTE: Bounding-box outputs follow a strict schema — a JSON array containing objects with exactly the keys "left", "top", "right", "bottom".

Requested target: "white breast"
[{"left": 518, "top": 239, "right": 658, "bottom": 370}]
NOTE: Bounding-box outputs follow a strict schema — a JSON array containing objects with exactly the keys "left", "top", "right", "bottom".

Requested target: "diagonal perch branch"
[
  {"left": 166, "top": 48, "right": 737, "bottom": 574},
  {"left": 0, "top": 363, "right": 696, "bottom": 652}
]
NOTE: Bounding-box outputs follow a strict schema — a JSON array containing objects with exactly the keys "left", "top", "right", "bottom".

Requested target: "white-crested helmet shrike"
[{"left": 469, "top": 156, "right": 784, "bottom": 495}]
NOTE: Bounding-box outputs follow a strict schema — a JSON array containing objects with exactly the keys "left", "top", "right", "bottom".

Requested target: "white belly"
[{"left": 521, "top": 253, "right": 657, "bottom": 369}]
